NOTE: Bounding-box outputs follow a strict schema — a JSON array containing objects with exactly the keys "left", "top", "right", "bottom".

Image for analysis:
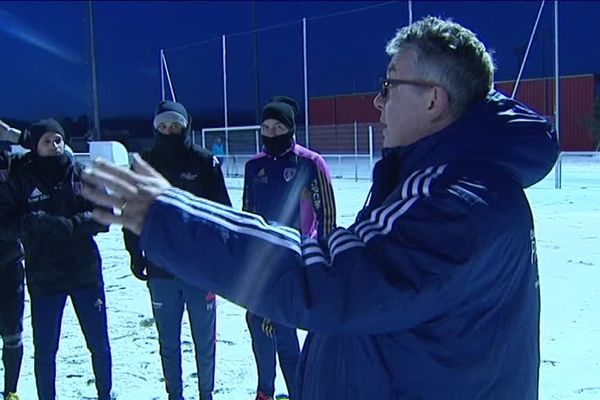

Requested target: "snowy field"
[{"left": 3, "top": 157, "right": 599, "bottom": 400}]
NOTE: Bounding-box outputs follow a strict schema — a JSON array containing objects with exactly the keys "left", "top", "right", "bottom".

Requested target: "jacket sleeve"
[
  {"left": 68, "top": 211, "right": 109, "bottom": 236},
  {"left": 139, "top": 166, "right": 507, "bottom": 335},
  {"left": 207, "top": 157, "right": 231, "bottom": 206},
  {"left": 311, "top": 155, "right": 336, "bottom": 238},
  {"left": 0, "top": 172, "right": 28, "bottom": 241}
]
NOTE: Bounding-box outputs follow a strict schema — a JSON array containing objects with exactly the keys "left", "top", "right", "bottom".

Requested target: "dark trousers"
[
  {"left": 0, "top": 261, "right": 24, "bottom": 395},
  {"left": 246, "top": 312, "right": 300, "bottom": 398},
  {"left": 148, "top": 277, "right": 216, "bottom": 400},
  {"left": 30, "top": 285, "right": 112, "bottom": 400}
]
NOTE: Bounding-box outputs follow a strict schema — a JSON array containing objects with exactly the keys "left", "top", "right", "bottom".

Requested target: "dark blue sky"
[{"left": 1, "top": 1, "right": 599, "bottom": 125}]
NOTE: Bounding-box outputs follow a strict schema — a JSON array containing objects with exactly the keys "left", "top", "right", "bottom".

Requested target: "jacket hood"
[{"left": 387, "top": 90, "right": 558, "bottom": 188}]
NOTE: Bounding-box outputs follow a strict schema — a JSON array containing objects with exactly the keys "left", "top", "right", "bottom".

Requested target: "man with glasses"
[
  {"left": 243, "top": 96, "right": 336, "bottom": 400},
  {"left": 82, "top": 17, "right": 557, "bottom": 399},
  {"left": 123, "top": 100, "right": 231, "bottom": 400}
]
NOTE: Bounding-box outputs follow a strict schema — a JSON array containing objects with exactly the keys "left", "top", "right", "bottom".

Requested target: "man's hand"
[
  {"left": 81, "top": 154, "right": 171, "bottom": 235},
  {"left": 130, "top": 260, "right": 149, "bottom": 281},
  {"left": 261, "top": 318, "right": 275, "bottom": 337}
]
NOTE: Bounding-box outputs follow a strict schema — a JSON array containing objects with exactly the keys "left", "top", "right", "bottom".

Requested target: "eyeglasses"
[{"left": 379, "top": 78, "right": 437, "bottom": 98}]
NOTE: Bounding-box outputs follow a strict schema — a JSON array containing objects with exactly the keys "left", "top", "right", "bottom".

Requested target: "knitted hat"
[
  {"left": 261, "top": 96, "right": 299, "bottom": 132},
  {"left": 153, "top": 100, "right": 189, "bottom": 129},
  {"left": 20, "top": 118, "right": 65, "bottom": 151}
]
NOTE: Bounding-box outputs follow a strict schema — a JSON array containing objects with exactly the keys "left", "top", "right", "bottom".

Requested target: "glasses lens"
[{"left": 380, "top": 80, "right": 388, "bottom": 98}]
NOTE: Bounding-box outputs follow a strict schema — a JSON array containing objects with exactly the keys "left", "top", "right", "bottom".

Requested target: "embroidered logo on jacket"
[
  {"left": 283, "top": 168, "right": 296, "bottom": 182},
  {"left": 28, "top": 187, "right": 49, "bottom": 203},
  {"left": 180, "top": 172, "right": 198, "bottom": 181}
]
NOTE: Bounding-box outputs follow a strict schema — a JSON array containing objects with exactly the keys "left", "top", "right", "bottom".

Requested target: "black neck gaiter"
[
  {"left": 34, "top": 153, "right": 71, "bottom": 183},
  {"left": 153, "top": 132, "right": 189, "bottom": 157},
  {"left": 262, "top": 133, "right": 294, "bottom": 157}
]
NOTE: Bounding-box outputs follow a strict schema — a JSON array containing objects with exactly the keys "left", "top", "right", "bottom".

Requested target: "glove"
[
  {"left": 72, "top": 211, "right": 109, "bottom": 235},
  {"left": 130, "top": 259, "right": 149, "bottom": 281},
  {"left": 21, "top": 211, "right": 73, "bottom": 239},
  {"left": 261, "top": 318, "right": 274, "bottom": 337}
]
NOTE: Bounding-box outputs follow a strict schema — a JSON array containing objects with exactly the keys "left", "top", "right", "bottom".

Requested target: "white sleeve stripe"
[
  {"left": 302, "top": 238, "right": 319, "bottom": 246},
  {"left": 411, "top": 166, "right": 434, "bottom": 197},
  {"left": 331, "top": 241, "right": 365, "bottom": 260},
  {"left": 157, "top": 194, "right": 302, "bottom": 254},
  {"left": 162, "top": 189, "right": 301, "bottom": 242},
  {"left": 362, "top": 197, "right": 419, "bottom": 242},
  {"left": 401, "top": 169, "right": 422, "bottom": 199},
  {"left": 168, "top": 187, "right": 300, "bottom": 237},
  {"left": 355, "top": 164, "right": 448, "bottom": 237},
  {"left": 302, "top": 249, "right": 325, "bottom": 259},
  {"left": 330, "top": 236, "right": 363, "bottom": 253},
  {"left": 354, "top": 195, "right": 411, "bottom": 234},
  {"left": 169, "top": 187, "right": 265, "bottom": 223},
  {"left": 356, "top": 166, "right": 435, "bottom": 237},
  {"left": 305, "top": 255, "right": 329, "bottom": 267},
  {"left": 355, "top": 196, "right": 412, "bottom": 238},
  {"left": 423, "top": 165, "right": 447, "bottom": 197},
  {"left": 328, "top": 228, "right": 350, "bottom": 244},
  {"left": 301, "top": 244, "right": 322, "bottom": 253},
  {"left": 457, "top": 179, "right": 486, "bottom": 189},
  {"left": 328, "top": 230, "right": 360, "bottom": 249}
]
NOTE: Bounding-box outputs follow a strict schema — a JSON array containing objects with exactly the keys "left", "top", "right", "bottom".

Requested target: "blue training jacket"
[{"left": 139, "top": 91, "right": 558, "bottom": 399}]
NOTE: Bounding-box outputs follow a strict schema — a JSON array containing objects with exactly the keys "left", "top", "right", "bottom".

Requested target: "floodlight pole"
[
  {"left": 160, "top": 49, "right": 165, "bottom": 101},
  {"left": 303, "top": 18, "right": 310, "bottom": 148},
  {"left": 554, "top": 0, "right": 561, "bottom": 188},
  {"left": 88, "top": 0, "right": 101, "bottom": 140},
  {"left": 222, "top": 35, "right": 229, "bottom": 156}
]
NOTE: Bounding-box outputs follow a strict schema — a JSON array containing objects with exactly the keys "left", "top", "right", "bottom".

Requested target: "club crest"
[{"left": 283, "top": 168, "right": 296, "bottom": 182}]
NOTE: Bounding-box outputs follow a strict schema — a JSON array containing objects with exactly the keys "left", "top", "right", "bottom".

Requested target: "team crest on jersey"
[{"left": 283, "top": 168, "right": 296, "bottom": 182}]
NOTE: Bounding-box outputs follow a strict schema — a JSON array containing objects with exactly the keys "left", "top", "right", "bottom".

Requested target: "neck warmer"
[{"left": 262, "top": 133, "right": 294, "bottom": 157}]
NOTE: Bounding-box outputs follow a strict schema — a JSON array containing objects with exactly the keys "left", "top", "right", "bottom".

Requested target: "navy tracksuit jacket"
[{"left": 137, "top": 91, "right": 558, "bottom": 399}]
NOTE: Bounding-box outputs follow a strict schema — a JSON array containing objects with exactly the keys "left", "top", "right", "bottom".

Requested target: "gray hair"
[{"left": 386, "top": 16, "right": 495, "bottom": 117}]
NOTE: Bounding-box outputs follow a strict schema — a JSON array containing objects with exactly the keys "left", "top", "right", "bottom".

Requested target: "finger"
[
  {"left": 82, "top": 166, "right": 138, "bottom": 199},
  {"left": 81, "top": 185, "right": 124, "bottom": 209},
  {"left": 91, "top": 207, "right": 123, "bottom": 226},
  {"left": 92, "top": 158, "right": 143, "bottom": 187},
  {"left": 132, "top": 153, "right": 160, "bottom": 177}
]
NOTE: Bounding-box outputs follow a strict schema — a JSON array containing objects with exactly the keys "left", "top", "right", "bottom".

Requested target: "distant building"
[{"left": 309, "top": 74, "right": 598, "bottom": 152}]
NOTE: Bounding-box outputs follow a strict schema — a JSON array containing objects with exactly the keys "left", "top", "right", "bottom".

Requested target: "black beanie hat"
[
  {"left": 153, "top": 100, "right": 189, "bottom": 130},
  {"left": 261, "top": 96, "right": 299, "bottom": 132},
  {"left": 20, "top": 118, "right": 65, "bottom": 151}
]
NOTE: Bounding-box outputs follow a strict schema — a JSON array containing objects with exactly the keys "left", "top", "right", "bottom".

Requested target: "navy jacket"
[
  {"left": 123, "top": 137, "right": 231, "bottom": 279},
  {"left": 0, "top": 153, "right": 107, "bottom": 296},
  {"left": 138, "top": 91, "right": 557, "bottom": 399},
  {"left": 0, "top": 149, "right": 23, "bottom": 268}
]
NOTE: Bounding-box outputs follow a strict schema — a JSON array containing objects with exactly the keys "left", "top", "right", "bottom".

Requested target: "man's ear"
[{"left": 426, "top": 86, "right": 450, "bottom": 121}]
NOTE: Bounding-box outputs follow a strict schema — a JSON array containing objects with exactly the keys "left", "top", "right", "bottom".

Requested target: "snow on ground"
[{"left": 3, "top": 158, "right": 599, "bottom": 399}]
